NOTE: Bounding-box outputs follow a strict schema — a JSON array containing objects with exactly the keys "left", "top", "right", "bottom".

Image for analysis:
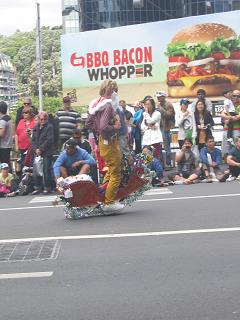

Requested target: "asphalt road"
[{"left": 0, "top": 181, "right": 240, "bottom": 320}]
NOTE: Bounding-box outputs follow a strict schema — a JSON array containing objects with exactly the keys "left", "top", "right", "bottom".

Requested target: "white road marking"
[
  {"left": 138, "top": 193, "right": 240, "bottom": 202},
  {"left": 0, "top": 227, "right": 240, "bottom": 244},
  {"left": 0, "top": 205, "right": 64, "bottom": 212},
  {"left": 145, "top": 188, "right": 172, "bottom": 195},
  {"left": 28, "top": 191, "right": 172, "bottom": 203},
  {"left": 29, "top": 196, "right": 57, "bottom": 203},
  {"left": 0, "top": 272, "right": 53, "bottom": 280},
  {"left": 0, "top": 193, "right": 240, "bottom": 212}
]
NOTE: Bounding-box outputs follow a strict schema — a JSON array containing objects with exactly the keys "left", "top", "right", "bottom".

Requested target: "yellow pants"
[{"left": 99, "top": 136, "right": 121, "bottom": 205}]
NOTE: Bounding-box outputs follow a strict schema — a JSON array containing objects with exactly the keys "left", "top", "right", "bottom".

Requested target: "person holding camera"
[
  {"left": 168, "top": 138, "right": 200, "bottom": 184},
  {"left": 194, "top": 99, "right": 214, "bottom": 151}
]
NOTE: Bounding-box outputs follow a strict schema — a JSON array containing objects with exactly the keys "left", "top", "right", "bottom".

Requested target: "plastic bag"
[
  {"left": 191, "top": 144, "right": 199, "bottom": 161},
  {"left": 33, "top": 156, "right": 43, "bottom": 177}
]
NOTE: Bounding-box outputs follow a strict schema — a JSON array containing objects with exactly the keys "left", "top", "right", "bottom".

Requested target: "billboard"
[{"left": 61, "top": 10, "right": 240, "bottom": 105}]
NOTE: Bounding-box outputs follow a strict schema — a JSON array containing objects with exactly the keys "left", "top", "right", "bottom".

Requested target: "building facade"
[
  {"left": 0, "top": 53, "right": 17, "bottom": 108},
  {"left": 62, "top": 0, "right": 240, "bottom": 33}
]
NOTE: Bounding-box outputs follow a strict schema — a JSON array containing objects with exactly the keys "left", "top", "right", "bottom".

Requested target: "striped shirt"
[{"left": 56, "top": 109, "right": 81, "bottom": 142}]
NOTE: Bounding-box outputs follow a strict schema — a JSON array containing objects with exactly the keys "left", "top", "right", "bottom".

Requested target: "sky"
[{"left": 0, "top": 0, "right": 62, "bottom": 36}]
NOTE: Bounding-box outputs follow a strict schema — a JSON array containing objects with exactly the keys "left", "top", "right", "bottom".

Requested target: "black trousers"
[
  {"left": 229, "top": 165, "right": 240, "bottom": 177},
  {"left": 0, "top": 148, "right": 11, "bottom": 169}
]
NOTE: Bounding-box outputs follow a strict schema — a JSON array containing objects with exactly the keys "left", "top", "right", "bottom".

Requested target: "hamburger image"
[{"left": 165, "top": 23, "right": 240, "bottom": 97}]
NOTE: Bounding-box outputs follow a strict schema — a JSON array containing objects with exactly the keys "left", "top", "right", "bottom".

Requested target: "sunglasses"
[
  {"left": 232, "top": 95, "right": 240, "bottom": 98},
  {"left": 22, "top": 111, "right": 30, "bottom": 114},
  {"left": 24, "top": 102, "right": 31, "bottom": 105}
]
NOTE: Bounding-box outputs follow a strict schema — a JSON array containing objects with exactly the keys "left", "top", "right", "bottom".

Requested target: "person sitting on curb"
[
  {"left": 168, "top": 138, "right": 200, "bottom": 184},
  {"left": 142, "top": 146, "right": 164, "bottom": 187},
  {"left": 226, "top": 137, "right": 240, "bottom": 181},
  {"left": 199, "top": 136, "right": 228, "bottom": 182},
  {"left": 53, "top": 138, "right": 96, "bottom": 182},
  {"left": 0, "top": 163, "right": 17, "bottom": 197}
]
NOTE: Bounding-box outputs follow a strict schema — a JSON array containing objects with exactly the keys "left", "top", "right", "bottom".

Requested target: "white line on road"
[
  {"left": 1, "top": 193, "right": 240, "bottom": 212},
  {"left": 0, "top": 272, "right": 53, "bottom": 280},
  {"left": 1, "top": 227, "right": 240, "bottom": 244},
  {"left": 28, "top": 190, "right": 172, "bottom": 204},
  {"left": 0, "top": 205, "right": 64, "bottom": 212},
  {"left": 138, "top": 193, "right": 240, "bottom": 202},
  {"left": 145, "top": 188, "right": 172, "bottom": 196},
  {"left": 29, "top": 196, "right": 57, "bottom": 203}
]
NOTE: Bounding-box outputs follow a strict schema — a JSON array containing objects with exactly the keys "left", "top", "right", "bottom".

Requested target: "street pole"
[{"left": 36, "top": 2, "right": 43, "bottom": 112}]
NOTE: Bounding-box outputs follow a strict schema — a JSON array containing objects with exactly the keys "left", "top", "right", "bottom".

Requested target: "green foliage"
[{"left": 0, "top": 27, "right": 63, "bottom": 97}]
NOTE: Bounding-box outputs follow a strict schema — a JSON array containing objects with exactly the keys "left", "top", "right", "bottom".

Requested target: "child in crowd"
[
  {"left": 0, "top": 163, "right": 14, "bottom": 197},
  {"left": 142, "top": 146, "right": 164, "bottom": 187},
  {"left": 223, "top": 89, "right": 236, "bottom": 144}
]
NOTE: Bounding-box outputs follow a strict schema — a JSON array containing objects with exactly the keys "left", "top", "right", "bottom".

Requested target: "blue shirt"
[
  {"left": 148, "top": 157, "right": 163, "bottom": 178},
  {"left": 53, "top": 147, "right": 96, "bottom": 177},
  {"left": 199, "top": 147, "right": 222, "bottom": 166},
  {"left": 116, "top": 108, "right": 127, "bottom": 136}
]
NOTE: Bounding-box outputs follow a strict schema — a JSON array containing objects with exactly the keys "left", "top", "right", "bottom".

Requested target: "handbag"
[
  {"left": 33, "top": 156, "right": 43, "bottom": 177},
  {"left": 183, "top": 118, "right": 193, "bottom": 139}
]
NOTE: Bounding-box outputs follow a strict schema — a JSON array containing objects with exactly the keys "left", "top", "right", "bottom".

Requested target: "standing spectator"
[
  {"left": 221, "top": 90, "right": 240, "bottom": 159},
  {"left": 227, "top": 137, "right": 240, "bottom": 180},
  {"left": 190, "top": 89, "right": 212, "bottom": 113},
  {"left": 177, "top": 98, "right": 196, "bottom": 149},
  {"left": 15, "top": 106, "right": 35, "bottom": 168},
  {"left": 156, "top": 91, "right": 175, "bottom": 169},
  {"left": 87, "top": 80, "right": 123, "bottom": 213},
  {"left": 119, "top": 100, "right": 133, "bottom": 123},
  {"left": 194, "top": 99, "right": 214, "bottom": 151},
  {"left": 112, "top": 83, "right": 130, "bottom": 156},
  {"left": 31, "top": 112, "right": 54, "bottom": 194},
  {"left": 116, "top": 106, "right": 129, "bottom": 156},
  {"left": 15, "top": 97, "right": 38, "bottom": 127},
  {"left": 119, "top": 99, "right": 133, "bottom": 148},
  {"left": 0, "top": 101, "right": 13, "bottom": 168},
  {"left": 141, "top": 96, "right": 162, "bottom": 161},
  {"left": 57, "top": 96, "right": 81, "bottom": 148},
  {"left": 199, "top": 136, "right": 226, "bottom": 182},
  {"left": 222, "top": 89, "right": 236, "bottom": 144},
  {"left": 131, "top": 101, "right": 144, "bottom": 154}
]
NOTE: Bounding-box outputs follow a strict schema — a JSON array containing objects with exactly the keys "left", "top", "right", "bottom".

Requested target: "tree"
[{"left": 0, "top": 27, "right": 63, "bottom": 97}]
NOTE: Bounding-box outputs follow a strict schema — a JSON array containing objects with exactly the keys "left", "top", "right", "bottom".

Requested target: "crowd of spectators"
[{"left": 0, "top": 85, "right": 240, "bottom": 198}]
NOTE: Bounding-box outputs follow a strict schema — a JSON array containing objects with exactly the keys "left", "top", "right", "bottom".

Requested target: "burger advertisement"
[
  {"left": 62, "top": 10, "right": 240, "bottom": 104},
  {"left": 165, "top": 23, "right": 240, "bottom": 97}
]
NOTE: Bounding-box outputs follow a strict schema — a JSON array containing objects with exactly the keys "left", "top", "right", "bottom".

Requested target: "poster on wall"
[{"left": 61, "top": 10, "right": 240, "bottom": 104}]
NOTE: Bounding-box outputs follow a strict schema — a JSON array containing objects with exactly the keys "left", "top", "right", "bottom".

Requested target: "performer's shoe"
[{"left": 103, "top": 202, "right": 124, "bottom": 215}]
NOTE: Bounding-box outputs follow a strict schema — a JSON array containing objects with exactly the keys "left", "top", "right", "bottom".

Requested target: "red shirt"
[{"left": 15, "top": 118, "right": 35, "bottom": 150}]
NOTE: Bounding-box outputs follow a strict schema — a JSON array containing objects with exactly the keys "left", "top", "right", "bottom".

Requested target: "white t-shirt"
[{"left": 224, "top": 98, "right": 235, "bottom": 113}]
